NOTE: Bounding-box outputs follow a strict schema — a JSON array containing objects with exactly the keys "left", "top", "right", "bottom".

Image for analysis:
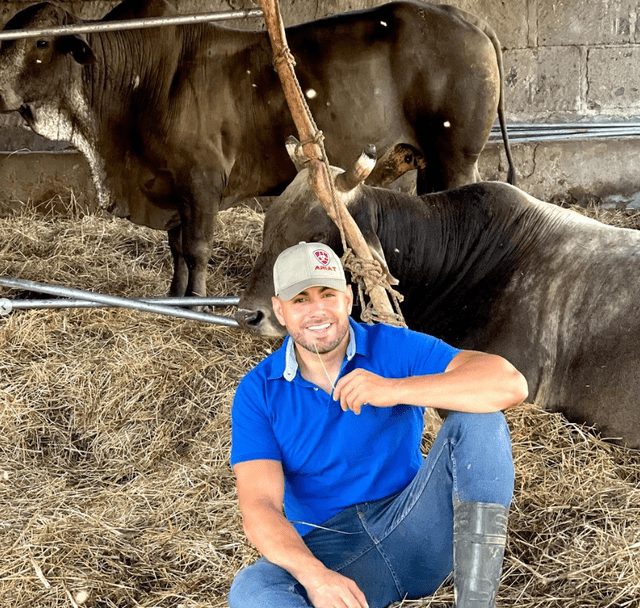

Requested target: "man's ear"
[
  {"left": 346, "top": 284, "right": 354, "bottom": 315},
  {"left": 272, "top": 296, "right": 286, "bottom": 327},
  {"left": 59, "top": 34, "right": 96, "bottom": 65}
]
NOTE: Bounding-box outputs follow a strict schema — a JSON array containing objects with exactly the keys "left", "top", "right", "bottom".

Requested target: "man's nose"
[{"left": 308, "top": 296, "right": 328, "bottom": 312}]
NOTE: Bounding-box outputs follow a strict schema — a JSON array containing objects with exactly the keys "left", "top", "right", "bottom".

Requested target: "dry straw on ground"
[{"left": 1, "top": 194, "right": 639, "bottom": 608}]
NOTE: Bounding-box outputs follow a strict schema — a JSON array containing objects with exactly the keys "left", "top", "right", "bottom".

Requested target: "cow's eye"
[{"left": 36, "top": 40, "right": 49, "bottom": 49}]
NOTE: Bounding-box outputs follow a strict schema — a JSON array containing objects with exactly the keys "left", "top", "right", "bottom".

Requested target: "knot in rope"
[
  {"left": 341, "top": 248, "right": 406, "bottom": 328},
  {"left": 294, "top": 131, "right": 326, "bottom": 165},
  {"left": 273, "top": 45, "right": 296, "bottom": 71}
]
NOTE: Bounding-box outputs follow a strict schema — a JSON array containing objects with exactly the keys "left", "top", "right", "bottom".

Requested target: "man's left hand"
[{"left": 333, "top": 369, "right": 398, "bottom": 415}]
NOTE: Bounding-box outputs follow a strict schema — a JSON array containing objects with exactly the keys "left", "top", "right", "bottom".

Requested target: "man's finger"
[{"left": 337, "top": 383, "right": 362, "bottom": 414}]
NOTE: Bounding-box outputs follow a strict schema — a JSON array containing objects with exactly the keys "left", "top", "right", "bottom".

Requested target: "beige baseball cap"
[{"left": 273, "top": 242, "right": 347, "bottom": 301}]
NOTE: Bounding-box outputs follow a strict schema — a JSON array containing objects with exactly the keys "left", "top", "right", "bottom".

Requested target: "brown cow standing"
[{"left": 0, "top": 0, "right": 514, "bottom": 297}]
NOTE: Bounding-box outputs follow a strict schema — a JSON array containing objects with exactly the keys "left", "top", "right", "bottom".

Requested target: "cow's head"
[
  {"left": 0, "top": 3, "right": 95, "bottom": 139},
  {"left": 236, "top": 140, "right": 410, "bottom": 338},
  {"left": 366, "top": 142, "right": 426, "bottom": 188}
]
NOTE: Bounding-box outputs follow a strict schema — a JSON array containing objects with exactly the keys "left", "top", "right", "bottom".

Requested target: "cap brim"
[{"left": 277, "top": 277, "right": 347, "bottom": 301}]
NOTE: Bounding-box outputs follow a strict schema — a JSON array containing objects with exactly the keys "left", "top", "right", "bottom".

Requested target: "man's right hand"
[{"left": 302, "top": 567, "right": 369, "bottom": 608}]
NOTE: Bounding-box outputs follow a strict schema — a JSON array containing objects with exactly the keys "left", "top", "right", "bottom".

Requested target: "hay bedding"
[{"left": 0, "top": 195, "right": 638, "bottom": 608}]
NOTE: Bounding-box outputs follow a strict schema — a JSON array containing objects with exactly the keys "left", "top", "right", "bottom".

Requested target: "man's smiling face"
[{"left": 271, "top": 285, "right": 353, "bottom": 355}]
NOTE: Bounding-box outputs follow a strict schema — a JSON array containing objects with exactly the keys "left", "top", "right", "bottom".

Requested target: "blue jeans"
[{"left": 228, "top": 411, "right": 514, "bottom": 608}]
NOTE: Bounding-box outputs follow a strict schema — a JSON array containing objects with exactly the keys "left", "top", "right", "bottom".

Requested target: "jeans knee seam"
[
  {"left": 356, "top": 514, "right": 404, "bottom": 599},
  {"left": 377, "top": 437, "right": 456, "bottom": 543}
]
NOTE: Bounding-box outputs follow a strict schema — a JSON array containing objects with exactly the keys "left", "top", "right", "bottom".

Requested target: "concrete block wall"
[{"left": 503, "top": 1, "right": 640, "bottom": 121}]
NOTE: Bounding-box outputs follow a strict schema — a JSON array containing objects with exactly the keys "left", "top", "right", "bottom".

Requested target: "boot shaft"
[{"left": 453, "top": 500, "right": 509, "bottom": 608}]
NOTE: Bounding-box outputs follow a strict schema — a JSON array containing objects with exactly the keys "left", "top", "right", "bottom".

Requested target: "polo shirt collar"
[{"left": 281, "top": 318, "right": 367, "bottom": 382}]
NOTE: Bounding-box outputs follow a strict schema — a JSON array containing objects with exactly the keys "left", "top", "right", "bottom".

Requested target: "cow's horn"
[
  {"left": 335, "top": 145, "right": 377, "bottom": 193},
  {"left": 285, "top": 135, "right": 308, "bottom": 172}
]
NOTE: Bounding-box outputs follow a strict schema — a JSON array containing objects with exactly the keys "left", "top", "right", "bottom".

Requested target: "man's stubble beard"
[{"left": 289, "top": 321, "right": 350, "bottom": 355}]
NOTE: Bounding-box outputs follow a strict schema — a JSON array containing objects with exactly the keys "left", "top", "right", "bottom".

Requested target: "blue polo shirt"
[{"left": 230, "top": 319, "right": 460, "bottom": 536}]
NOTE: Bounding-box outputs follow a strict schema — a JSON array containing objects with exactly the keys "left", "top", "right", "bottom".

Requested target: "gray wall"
[{"left": 2, "top": 0, "right": 640, "bottom": 207}]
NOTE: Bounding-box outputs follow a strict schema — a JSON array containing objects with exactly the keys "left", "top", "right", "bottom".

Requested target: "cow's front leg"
[
  {"left": 179, "top": 174, "right": 220, "bottom": 299},
  {"left": 167, "top": 225, "right": 189, "bottom": 296},
  {"left": 184, "top": 231, "right": 212, "bottom": 299}
]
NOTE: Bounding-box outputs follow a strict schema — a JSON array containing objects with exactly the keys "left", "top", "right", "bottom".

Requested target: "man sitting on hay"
[{"left": 228, "top": 242, "right": 528, "bottom": 608}]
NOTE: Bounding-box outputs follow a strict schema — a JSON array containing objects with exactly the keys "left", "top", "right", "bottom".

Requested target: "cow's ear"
[
  {"left": 363, "top": 231, "right": 399, "bottom": 286},
  {"left": 59, "top": 34, "right": 96, "bottom": 65}
]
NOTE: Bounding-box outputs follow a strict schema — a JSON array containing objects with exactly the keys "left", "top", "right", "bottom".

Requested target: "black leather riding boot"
[{"left": 452, "top": 499, "right": 509, "bottom": 608}]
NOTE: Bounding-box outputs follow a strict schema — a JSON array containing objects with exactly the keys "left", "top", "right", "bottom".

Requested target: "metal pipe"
[
  {"left": 0, "top": 8, "right": 263, "bottom": 41},
  {"left": 0, "top": 296, "right": 239, "bottom": 311},
  {"left": 498, "top": 129, "right": 593, "bottom": 138},
  {"left": 489, "top": 132, "right": 640, "bottom": 144},
  {"left": 489, "top": 124, "right": 640, "bottom": 144},
  {"left": 498, "top": 122, "right": 640, "bottom": 130},
  {"left": 490, "top": 122, "right": 640, "bottom": 144},
  {"left": 0, "top": 276, "right": 239, "bottom": 327},
  {"left": 494, "top": 129, "right": 638, "bottom": 138},
  {"left": 507, "top": 127, "right": 640, "bottom": 133}
]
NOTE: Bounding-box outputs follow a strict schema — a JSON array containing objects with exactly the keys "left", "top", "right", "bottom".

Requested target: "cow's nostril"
[{"left": 236, "top": 308, "right": 264, "bottom": 327}]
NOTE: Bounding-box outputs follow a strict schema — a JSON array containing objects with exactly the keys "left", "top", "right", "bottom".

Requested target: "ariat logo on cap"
[{"left": 313, "top": 249, "right": 330, "bottom": 266}]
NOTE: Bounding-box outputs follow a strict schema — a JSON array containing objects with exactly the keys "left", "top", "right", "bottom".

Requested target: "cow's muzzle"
[{"left": 235, "top": 307, "right": 286, "bottom": 338}]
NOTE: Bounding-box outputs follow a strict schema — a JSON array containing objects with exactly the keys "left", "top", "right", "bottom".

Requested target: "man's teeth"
[{"left": 308, "top": 323, "right": 330, "bottom": 331}]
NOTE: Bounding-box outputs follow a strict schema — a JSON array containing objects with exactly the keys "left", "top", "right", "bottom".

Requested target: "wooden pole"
[{"left": 259, "top": 0, "right": 399, "bottom": 321}]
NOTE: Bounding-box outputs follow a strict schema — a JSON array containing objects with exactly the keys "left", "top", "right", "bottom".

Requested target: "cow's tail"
[{"left": 483, "top": 27, "right": 517, "bottom": 186}]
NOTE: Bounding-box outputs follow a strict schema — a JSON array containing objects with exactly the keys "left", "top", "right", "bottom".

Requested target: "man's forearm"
[
  {"left": 394, "top": 352, "right": 528, "bottom": 413},
  {"left": 242, "top": 501, "right": 329, "bottom": 586}
]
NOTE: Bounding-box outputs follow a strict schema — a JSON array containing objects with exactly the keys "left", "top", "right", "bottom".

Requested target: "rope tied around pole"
[
  {"left": 341, "top": 249, "right": 406, "bottom": 328},
  {"left": 321, "top": 146, "right": 406, "bottom": 328},
  {"left": 294, "top": 131, "right": 326, "bottom": 164}
]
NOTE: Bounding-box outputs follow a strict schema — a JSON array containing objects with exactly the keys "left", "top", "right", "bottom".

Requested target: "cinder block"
[
  {"left": 503, "top": 47, "right": 582, "bottom": 118},
  {"left": 481, "top": 138, "right": 640, "bottom": 204},
  {"left": 538, "top": 0, "right": 637, "bottom": 46},
  {"left": 0, "top": 125, "right": 69, "bottom": 152},
  {"left": 587, "top": 47, "right": 640, "bottom": 111},
  {"left": 441, "top": 0, "right": 528, "bottom": 50},
  {"left": 0, "top": 113, "right": 24, "bottom": 130}
]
